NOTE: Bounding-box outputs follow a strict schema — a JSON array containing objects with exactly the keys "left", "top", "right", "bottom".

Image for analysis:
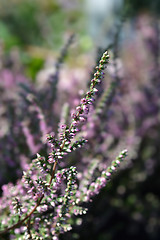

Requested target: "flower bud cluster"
[
  {"left": 35, "top": 179, "right": 51, "bottom": 197},
  {"left": 47, "top": 134, "right": 62, "bottom": 164},
  {"left": 53, "top": 167, "right": 77, "bottom": 235},
  {"left": 36, "top": 153, "right": 50, "bottom": 174},
  {"left": 70, "top": 139, "right": 88, "bottom": 151},
  {"left": 22, "top": 171, "right": 40, "bottom": 201},
  {"left": 86, "top": 149, "right": 128, "bottom": 200},
  {"left": 58, "top": 124, "right": 67, "bottom": 142},
  {"left": 61, "top": 166, "right": 77, "bottom": 215},
  {"left": 51, "top": 169, "right": 67, "bottom": 191},
  {"left": 78, "top": 159, "right": 99, "bottom": 200},
  {"left": 60, "top": 126, "right": 74, "bottom": 144},
  {"left": 47, "top": 130, "right": 83, "bottom": 165},
  {"left": 22, "top": 161, "right": 51, "bottom": 202},
  {"left": 47, "top": 129, "right": 87, "bottom": 166},
  {"left": 12, "top": 198, "right": 23, "bottom": 216},
  {"left": 73, "top": 206, "right": 87, "bottom": 216},
  {"left": 71, "top": 51, "right": 109, "bottom": 128}
]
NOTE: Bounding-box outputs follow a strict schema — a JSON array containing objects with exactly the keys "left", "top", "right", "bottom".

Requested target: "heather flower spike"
[
  {"left": 80, "top": 149, "right": 128, "bottom": 202},
  {"left": 69, "top": 51, "right": 109, "bottom": 130}
]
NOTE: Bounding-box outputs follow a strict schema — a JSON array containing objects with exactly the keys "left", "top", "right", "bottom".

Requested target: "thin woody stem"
[
  {"left": 27, "top": 216, "right": 32, "bottom": 239},
  {"left": 0, "top": 195, "right": 44, "bottom": 235},
  {"left": 49, "top": 161, "right": 57, "bottom": 185}
]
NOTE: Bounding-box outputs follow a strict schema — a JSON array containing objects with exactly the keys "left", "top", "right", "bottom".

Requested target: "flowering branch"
[{"left": 0, "top": 51, "right": 110, "bottom": 237}]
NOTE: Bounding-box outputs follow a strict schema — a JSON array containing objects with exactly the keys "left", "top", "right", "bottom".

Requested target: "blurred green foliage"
[
  {"left": 0, "top": 0, "right": 86, "bottom": 80},
  {"left": 0, "top": 21, "right": 20, "bottom": 49},
  {"left": 0, "top": 1, "right": 42, "bottom": 46},
  {"left": 0, "top": 0, "right": 85, "bottom": 49},
  {"left": 22, "top": 55, "right": 44, "bottom": 80}
]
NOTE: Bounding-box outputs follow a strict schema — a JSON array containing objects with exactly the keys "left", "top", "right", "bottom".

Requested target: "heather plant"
[
  {"left": 0, "top": 22, "right": 133, "bottom": 239},
  {"left": 0, "top": 44, "right": 128, "bottom": 239},
  {"left": 1, "top": 12, "right": 160, "bottom": 239}
]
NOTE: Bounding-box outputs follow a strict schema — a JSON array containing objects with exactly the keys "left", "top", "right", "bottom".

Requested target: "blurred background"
[{"left": 1, "top": 0, "right": 160, "bottom": 239}]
